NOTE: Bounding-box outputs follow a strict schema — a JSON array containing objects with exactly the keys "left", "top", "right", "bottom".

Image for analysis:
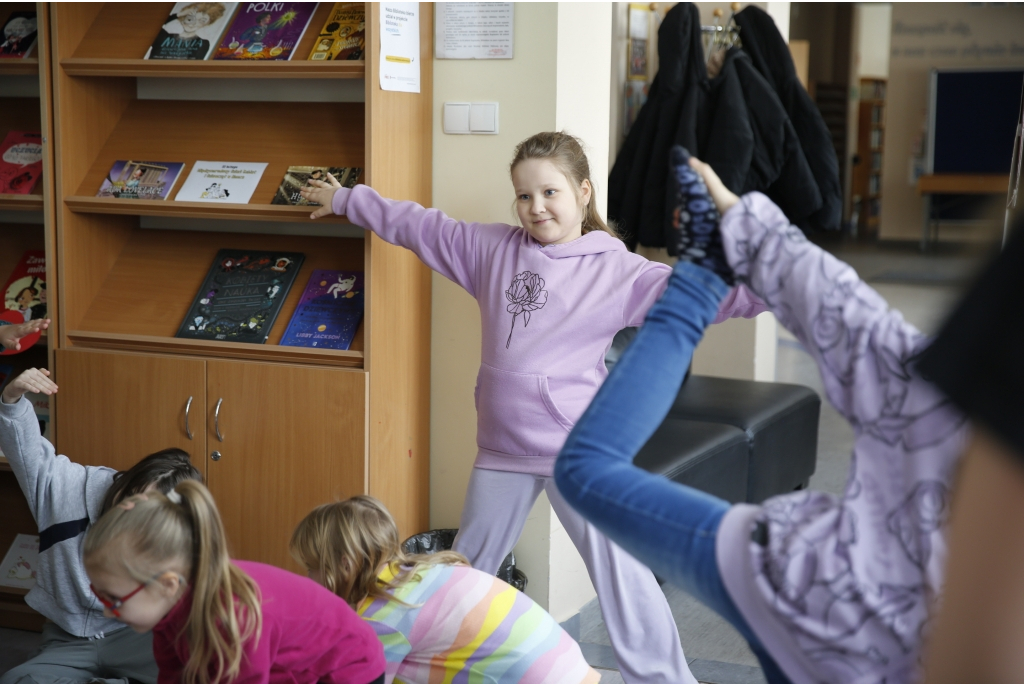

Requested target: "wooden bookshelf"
[
  {"left": 853, "top": 78, "right": 887, "bottom": 237},
  {"left": 49, "top": 3, "right": 432, "bottom": 572},
  {"left": 0, "top": 58, "right": 39, "bottom": 76}
]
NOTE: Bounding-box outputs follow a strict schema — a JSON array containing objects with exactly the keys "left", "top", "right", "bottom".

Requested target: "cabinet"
[
  {"left": 0, "top": 2, "right": 55, "bottom": 631},
  {"left": 48, "top": 3, "right": 433, "bottom": 573}
]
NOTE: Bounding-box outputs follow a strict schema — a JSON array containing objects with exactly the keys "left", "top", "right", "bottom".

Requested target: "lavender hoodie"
[{"left": 336, "top": 185, "right": 765, "bottom": 476}]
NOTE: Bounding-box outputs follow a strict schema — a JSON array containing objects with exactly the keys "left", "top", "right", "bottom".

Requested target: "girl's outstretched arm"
[{"left": 303, "top": 176, "right": 510, "bottom": 298}]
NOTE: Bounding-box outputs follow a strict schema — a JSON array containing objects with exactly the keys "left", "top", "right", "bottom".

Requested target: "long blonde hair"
[
  {"left": 291, "top": 496, "right": 467, "bottom": 608},
  {"left": 510, "top": 131, "right": 619, "bottom": 238},
  {"left": 83, "top": 480, "right": 262, "bottom": 684}
]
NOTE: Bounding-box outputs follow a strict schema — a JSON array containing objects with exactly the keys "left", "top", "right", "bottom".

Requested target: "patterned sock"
[{"left": 666, "top": 146, "right": 735, "bottom": 285}]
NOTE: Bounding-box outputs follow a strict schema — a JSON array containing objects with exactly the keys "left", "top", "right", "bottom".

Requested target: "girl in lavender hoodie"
[
  {"left": 555, "top": 147, "right": 969, "bottom": 683},
  {"left": 301, "top": 131, "right": 764, "bottom": 683}
]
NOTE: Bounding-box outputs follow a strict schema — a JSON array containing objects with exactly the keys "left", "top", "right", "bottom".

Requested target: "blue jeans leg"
[{"left": 554, "top": 261, "right": 788, "bottom": 683}]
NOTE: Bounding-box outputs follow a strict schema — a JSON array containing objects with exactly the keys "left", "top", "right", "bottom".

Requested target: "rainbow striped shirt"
[{"left": 357, "top": 564, "right": 599, "bottom": 684}]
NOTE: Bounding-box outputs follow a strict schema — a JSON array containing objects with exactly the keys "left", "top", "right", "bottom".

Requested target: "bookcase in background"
[
  {"left": 0, "top": 1, "right": 55, "bottom": 631},
  {"left": 853, "top": 77, "right": 886, "bottom": 237},
  {"left": 49, "top": 2, "right": 432, "bottom": 573}
]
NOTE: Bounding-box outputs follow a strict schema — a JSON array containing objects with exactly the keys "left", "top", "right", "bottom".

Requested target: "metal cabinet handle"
[
  {"left": 214, "top": 398, "right": 224, "bottom": 442},
  {"left": 211, "top": 451, "right": 222, "bottom": 461},
  {"left": 184, "top": 396, "right": 193, "bottom": 440}
]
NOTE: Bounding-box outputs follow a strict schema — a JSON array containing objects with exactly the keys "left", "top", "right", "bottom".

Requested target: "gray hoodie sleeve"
[{"left": 0, "top": 396, "right": 113, "bottom": 532}]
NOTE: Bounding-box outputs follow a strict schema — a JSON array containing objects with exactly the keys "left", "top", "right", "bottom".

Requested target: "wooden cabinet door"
[
  {"left": 54, "top": 349, "right": 207, "bottom": 473},
  {"left": 205, "top": 361, "right": 366, "bottom": 572}
]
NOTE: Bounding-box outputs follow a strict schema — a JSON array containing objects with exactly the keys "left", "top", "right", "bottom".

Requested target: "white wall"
[{"left": 856, "top": 3, "right": 891, "bottom": 79}]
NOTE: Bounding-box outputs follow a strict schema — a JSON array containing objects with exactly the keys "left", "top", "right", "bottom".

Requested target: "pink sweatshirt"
[
  {"left": 152, "top": 561, "right": 385, "bottom": 683},
  {"left": 336, "top": 185, "right": 765, "bottom": 476}
]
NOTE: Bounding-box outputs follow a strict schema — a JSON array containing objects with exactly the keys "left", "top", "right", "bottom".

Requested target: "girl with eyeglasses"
[{"left": 83, "top": 480, "right": 386, "bottom": 684}]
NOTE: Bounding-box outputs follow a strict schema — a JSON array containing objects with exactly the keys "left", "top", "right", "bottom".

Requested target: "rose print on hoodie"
[{"left": 505, "top": 271, "right": 548, "bottom": 348}]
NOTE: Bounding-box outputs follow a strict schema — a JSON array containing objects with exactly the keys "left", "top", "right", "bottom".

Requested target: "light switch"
[
  {"left": 469, "top": 102, "right": 498, "bottom": 134},
  {"left": 443, "top": 102, "right": 471, "bottom": 134}
]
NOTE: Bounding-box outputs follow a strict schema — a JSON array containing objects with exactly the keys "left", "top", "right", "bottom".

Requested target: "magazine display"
[
  {"left": 175, "top": 161, "right": 267, "bottom": 203},
  {"left": 0, "top": 131, "right": 43, "bottom": 195},
  {"left": 270, "top": 166, "right": 360, "bottom": 206},
  {"left": 307, "top": 3, "right": 364, "bottom": 61},
  {"left": 144, "top": 2, "right": 239, "bottom": 60},
  {"left": 0, "top": 11, "right": 37, "bottom": 59},
  {"left": 96, "top": 160, "right": 186, "bottom": 201},
  {"left": 280, "top": 270, "right": 363, "bottom": 350},
  {"left": 0, "top": 534, "right": 39, "bottom": 591},
  {"left": 176, "top": 249, "right": 305, "bottom": 343},
  {"left": 212, "top": 3, "right": 318, "bottom": 61}
]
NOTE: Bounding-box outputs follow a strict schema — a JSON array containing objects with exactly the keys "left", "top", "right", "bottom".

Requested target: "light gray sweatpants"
[
  {"left": 1, "top": 621, "right": 157, "bottom": 684},
  {"left": 452, "top": 466, "right": 694, "bottom": 684}
]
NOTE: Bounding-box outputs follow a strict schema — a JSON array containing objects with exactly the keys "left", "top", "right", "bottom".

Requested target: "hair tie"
[{"left": 166, "top": 489, "right": 182, "bottom": 505}]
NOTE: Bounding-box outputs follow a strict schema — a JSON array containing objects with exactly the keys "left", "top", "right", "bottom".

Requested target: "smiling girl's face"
[{"left": 512, "top": 159, "right": 591, "bottom": 247}]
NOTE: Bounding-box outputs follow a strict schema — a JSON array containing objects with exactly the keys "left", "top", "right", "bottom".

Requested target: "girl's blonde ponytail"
[
  {"left": 83, "top": 481, "right": 262, "bottom": 684},
  {"left": 176, "top": 480, "right": 262, "bottom": 684}
]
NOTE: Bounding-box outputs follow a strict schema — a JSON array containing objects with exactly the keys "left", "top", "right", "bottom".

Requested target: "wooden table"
[{"left": 917, "top": 173, "right": 1009, "bottom": 250}]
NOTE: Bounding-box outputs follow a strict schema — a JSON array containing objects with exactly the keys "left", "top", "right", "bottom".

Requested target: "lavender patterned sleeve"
[{"left": 715, "top": 192, "right": 969, "bottom": 683}]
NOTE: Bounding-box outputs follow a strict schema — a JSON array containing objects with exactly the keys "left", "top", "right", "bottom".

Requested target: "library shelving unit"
[
  {"left": 853, "top": 77, "right": 886, "bottom": 237},
  {"left": 50, "top": 3, "right": 432, "bottom": 572},
  {"left": 0, "top": 2, "right": 55, "bottom": 631}
]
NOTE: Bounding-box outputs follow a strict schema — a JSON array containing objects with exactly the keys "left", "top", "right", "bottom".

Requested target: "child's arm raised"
[{"left": 303, "top": 175, "right": 505, "bottom": 298}]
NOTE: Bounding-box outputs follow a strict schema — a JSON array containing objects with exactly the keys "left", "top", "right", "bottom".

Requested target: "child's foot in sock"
[{"left": 667, "top": 146, "right": 735, "bottom": 285}]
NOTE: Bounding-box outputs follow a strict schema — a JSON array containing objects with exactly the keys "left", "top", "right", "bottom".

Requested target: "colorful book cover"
[
  {"left": 176, "top": 249, "right": 305, "bottom": 343},
  {"left": 0, "top": 131, "right": 42, "bottom": 195},
  {"left": 175, "top": 161, "right": 267, "bottom": 203},
  {"left": 270, "top": 166, "right": 360, "bottom": 206},
  {"left": 0, "top": 11, "right": 37, "bottom": 59},
  {"left": 0, "top": 250, "right": 45, "bottom": 355},
  {"left": 0, "top": 534, "right": 39, "bottom": 591},
  {"left": 212, "top": 3, "right": 318, "bottom": 61},
  {"left": 96, "top": 160, "right": 186, "bottom": 201},
  {"left": 307, "top": 3, "right": 364, "bottom": 61},
  {"left": 280, "top": 270, "right": 363, "bottom": 350},
  {"left": 144, "top": 2, "right": 239, "bottom": 60}
]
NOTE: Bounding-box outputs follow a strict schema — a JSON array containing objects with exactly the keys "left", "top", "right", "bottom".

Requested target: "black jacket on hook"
[
  {"left": 735, "top": 5, "right": 842, "bottom": 232},
  {"left": 609, "top": 2, "right": 826, "bottom": 249}
]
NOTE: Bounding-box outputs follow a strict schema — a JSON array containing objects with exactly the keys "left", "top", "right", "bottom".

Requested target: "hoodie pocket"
[{"left": 475, "top": 363, "right": 575, "bottom": 457}]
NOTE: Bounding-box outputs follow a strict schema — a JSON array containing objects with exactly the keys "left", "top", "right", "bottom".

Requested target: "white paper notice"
[
  {"left": 435, "top": 3, "right": 513, "bottom": 59},
  {"left": 380, "top": 3, "right": 420, "bottom": 93}
]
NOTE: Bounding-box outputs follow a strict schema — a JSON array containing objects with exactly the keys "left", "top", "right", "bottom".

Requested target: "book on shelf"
[
  {"left": 175, "top": 161, "right": 267, "bottom": 204},
  {"left": 212, "top": 3, "right": 318, "bottom": 61},
  {"left": 0, "top": 534, "right": 39, "bottom": 591},
  {"left": 0, "top": 11, "right": 37, "bottom": 59},
  {"left": 96, "top": 160, "right": 186, "bottom": 201},
  {"left": 176, "top": 249, "right": 305, "bottom": 343},
  {"left": 280, "top": 270, "right": 363, "bottom": 350},
  {"left": 270, "top": 166, "right": 360, "bottom": 206},
  {"left": 0, "top": 131, "right": 42, "bottom": 195},
  {"left": 307, "top": 3, "right": 364, "bottom": 61},
  {"left": 144, "top": 2, "right": 239, "bottom": 60},
  {"left": 0, "top": 250, "right": 46, "bottom": 355}
]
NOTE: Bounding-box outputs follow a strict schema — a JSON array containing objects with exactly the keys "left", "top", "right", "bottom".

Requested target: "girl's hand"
[
  {"left": 0, "top": 318, "right": 50, "bottom": 351},
  {"left": 688, "top": 157, "right": 740, "bottom": 215},
  {"left": 2, "top": 368, "right": 57, "bottom": 405},
  {"left": 300, "top": 173, "right": 343, "bottom": 220}
]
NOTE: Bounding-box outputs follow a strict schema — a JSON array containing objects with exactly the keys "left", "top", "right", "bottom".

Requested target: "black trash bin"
[{"left": 402, "top": 529, "right": 527, "bottom": 592}]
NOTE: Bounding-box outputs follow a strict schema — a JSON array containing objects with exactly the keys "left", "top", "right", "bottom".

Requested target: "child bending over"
[
  {"left": 82, "top": 480, "right": 385, "bottom": 684},
  {"left": 291, "top": 496, "right": 599, "bottom": 685}
]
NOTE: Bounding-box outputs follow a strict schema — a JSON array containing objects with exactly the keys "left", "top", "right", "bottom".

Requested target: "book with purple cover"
[
  {"left": 96, "top": 160, "right": 185, "bottom": 201},
  {"left": 279, "top": 270, "right": 363, "bottom": 350},
  {"left": 212, "top": 3, "right": 318, "bottom": 60}
]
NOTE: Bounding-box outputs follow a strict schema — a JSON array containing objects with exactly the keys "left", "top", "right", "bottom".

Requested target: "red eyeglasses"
[{"left": 90, "top": 581, "right": 148, "bottom": 618}]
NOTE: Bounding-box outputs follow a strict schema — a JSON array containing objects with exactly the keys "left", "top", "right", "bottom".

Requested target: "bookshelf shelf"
[
  {"left": 0, "top": 194, "right": 43, "bottom": 211},
  {"left": 65, "top": 196, "right": 353, "bottom": 223},
  {"left": 0, "top": 58, "right": 38, "bottom": 76},
  {"left": 61, "top": 57, "right": 365, "bottom": 79}
]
